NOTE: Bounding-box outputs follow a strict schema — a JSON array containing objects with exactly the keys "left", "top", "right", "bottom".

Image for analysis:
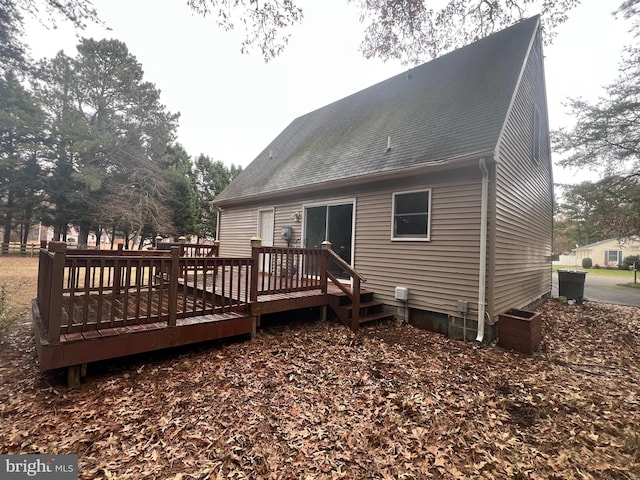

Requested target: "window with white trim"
[
  {"left": 604, "top": 249, "right": 622, "bottom": 266},
  {"left": 392, "top": 189, "right": 431, "bottom": 240}
]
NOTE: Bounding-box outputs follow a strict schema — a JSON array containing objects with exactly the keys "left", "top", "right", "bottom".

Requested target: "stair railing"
[{"left": 322, "top": 242, "right": 367, "bottom": 330}]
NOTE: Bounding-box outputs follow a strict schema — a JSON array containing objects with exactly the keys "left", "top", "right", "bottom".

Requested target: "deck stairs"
[{"left": 328, "top": 289, "right": 394, "bottom": 328}]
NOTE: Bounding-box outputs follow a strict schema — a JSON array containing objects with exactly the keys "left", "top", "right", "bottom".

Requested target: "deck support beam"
[{"left": 67, "top": 363, "right": 87, "bottom": 388}]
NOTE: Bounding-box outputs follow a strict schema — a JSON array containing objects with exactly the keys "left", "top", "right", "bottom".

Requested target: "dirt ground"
[{"left": 0, "top": 256, "right": 639, "bottom": 479}]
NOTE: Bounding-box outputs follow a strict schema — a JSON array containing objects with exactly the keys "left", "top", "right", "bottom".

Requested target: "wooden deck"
[
  {"left": 32, "top": 241, "right": 391, "bottom": 384},
  {"left": 33, "top": 295, "right": 254, "bottom": 374},
  {"left": 184, "top": 269, "right": 345, "bottom": 315}
]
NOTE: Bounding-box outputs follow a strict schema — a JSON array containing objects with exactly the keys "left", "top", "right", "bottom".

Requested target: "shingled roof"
[{"left": 216, "top": 16, "right": 540, "bottom": 204}]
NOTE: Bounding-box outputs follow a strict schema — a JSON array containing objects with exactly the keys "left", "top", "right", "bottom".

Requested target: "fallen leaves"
[{"left": 0, "top": 300, "right": 638, "bottom": 479}]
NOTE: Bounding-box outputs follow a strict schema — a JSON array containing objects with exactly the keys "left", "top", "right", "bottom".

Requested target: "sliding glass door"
[{"left": 304, "top": 201, "right": 354, "bottom": 280}]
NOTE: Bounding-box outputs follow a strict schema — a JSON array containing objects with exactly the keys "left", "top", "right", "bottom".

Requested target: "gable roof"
[
  {"left": 574, "top": 238, "right": 640, "bottom": 251},
  {"left": 216, "top": 16, "right": 540, "bottom": 204}
]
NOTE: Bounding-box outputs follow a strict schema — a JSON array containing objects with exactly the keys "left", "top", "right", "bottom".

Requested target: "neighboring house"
[
  {"left": 214, "top": 16, "right": 553, "bottom": 342},
  {"left": 574, "top": 238, "right": 640, "bottom": 268}
]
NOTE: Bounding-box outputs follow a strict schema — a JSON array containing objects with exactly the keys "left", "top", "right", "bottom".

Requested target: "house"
[
  {"left": 213, "top": 16, "right": 553, "bottom": 342},
  {"left": 574, "top": 238, "right": 640, "bottom": 268}
]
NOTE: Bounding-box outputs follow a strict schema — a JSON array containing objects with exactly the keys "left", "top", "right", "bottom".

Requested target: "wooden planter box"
[{"left": 498, "top": 309, "right": 541, "bottom": 355}]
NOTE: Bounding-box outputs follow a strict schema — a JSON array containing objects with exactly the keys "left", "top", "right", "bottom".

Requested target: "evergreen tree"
[
  {"left": 555, "top": 45, "right": 640, "bottom": 238},
  {"left": 0, "top": 70, "right": 46, "bottom": 247},
  {"left": 194, "top": 154, "right": 242, "bottom": 239},
  {"left": 164, "top": 144, "right": 200, "bottom": 239},
  {"left": 36, "top": 39, "right": 179, "bottom": 246}
]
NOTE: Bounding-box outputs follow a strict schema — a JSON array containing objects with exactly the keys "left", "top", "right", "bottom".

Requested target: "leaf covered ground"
[{"left": 1, "top": 298, "right": 639, "bottom": 479}]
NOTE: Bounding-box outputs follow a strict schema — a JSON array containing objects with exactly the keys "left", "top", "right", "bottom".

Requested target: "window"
[
  {"left": 605, "top": 250, "right": 622, "bottom": 266},
  {"left": 533, "top": 106, "right": 541, "bottom": 163},
  {"left": 392, "top": 189, "right": 431, "bottom": 240}
]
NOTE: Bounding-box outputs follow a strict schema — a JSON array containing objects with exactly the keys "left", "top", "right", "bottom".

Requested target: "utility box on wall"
[{"left": 394, "top": 287, "right": 409, "bottom": 301}]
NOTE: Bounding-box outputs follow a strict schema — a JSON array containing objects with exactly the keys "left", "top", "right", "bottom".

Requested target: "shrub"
[
  {"left": 622, "top": 255, "right": 640, "bottom": 271},
  {"left": 0, "top": 284, "right": 15, "bottom": 344},
  {"left": 582, "top": 257, "right": 593, "bottom": 269},
  {"left": 593, "top": 264, "right": 601, "bottom": 269}
]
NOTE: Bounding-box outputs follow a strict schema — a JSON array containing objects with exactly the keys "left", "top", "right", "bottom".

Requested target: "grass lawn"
[{"left": 553, "top": 264, "right": 638, "bottom": 278}]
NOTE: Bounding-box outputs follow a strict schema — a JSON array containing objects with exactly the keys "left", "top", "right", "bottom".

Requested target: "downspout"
[
  {"left": 216, "top": 207, "right": 221, "bottom": 241},
  {"left": 476, "top": 158, "right": 489, "bottom": 342}
]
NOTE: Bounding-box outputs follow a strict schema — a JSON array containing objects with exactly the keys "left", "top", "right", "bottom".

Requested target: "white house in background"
[{"left": 574, "top": 238, "right": 640, "bottom": 268}]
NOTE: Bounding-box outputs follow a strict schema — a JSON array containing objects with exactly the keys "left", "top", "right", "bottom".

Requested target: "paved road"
[{"left": 552, "top": 271, "right": 640, "bottom": 307}]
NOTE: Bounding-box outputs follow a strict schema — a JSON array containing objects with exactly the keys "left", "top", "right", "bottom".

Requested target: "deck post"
[
  {"left": 321, "top": 241, "right": 331, "bottom": 294},
  {"left": 351, "top": 277, "right": 361, "bottom": 331},
  {"left": 168, "top": 246, "right": 179, "bottom": 327},
  {"left": 213, "top": 240, "right": 220, "bottom": 257},
  {"left": 67, "top": 365, "right": 81, "bottom": 388},
  {"left": 36, "top": 241, "right": 48, "bottom": 302},
  {"left": 250, "top": 237, "right": 262, "bottom": 304},
  {"left": 178, "top": 235, "right": 187, "bottom": 258},
  {"left": 47, "top": 241, "right": 67, "bottom": 344},
  {"left": 113, "top": 244, "right": 124, "bottom": 295}
]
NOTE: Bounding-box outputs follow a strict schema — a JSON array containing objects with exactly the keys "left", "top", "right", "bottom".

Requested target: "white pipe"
[
  {"left": 216, "top": 208, "right": 221, "bottom": 242},
  {"left": 476, "top": 158, "right": 489, "bottom": 342}
]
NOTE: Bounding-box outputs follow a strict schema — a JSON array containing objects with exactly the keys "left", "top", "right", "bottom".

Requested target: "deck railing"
[
  {"left": 250, "top": 240, "right": 365, "bottom": 328},
  {"left": 251, "top": 246, "right": 325, "bottom": 296},
  {"left": 156, "top": 241, "right": 219, "bottom": 258},
  {"left": 324, "top": 247, "right": 366, "bottom": 330},
  {"left": 36, "top": 241, "right": 249, "bottom": 344},
  {"left": 179, "top": 256, "right": 251, "bottom": 317},
  {"left": 36, "top": 239, "right": 367, "bottom": 344}
]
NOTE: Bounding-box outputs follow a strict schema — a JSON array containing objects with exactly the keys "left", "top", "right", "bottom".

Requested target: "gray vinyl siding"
[
  {"left": 273, "top": 204, "right": 304, "bottom": 248},
  {"left": 355, "top": 168, "right": 482, "bottom": 320},
  {"left": 217, "top": 168, "right": 485, "bottom": 321},
  {"left": 493, "top": 31, "right": 553, "bottom": 317},
  {"left": 218, "top": 206, "right": 257, "bottom": 257}
]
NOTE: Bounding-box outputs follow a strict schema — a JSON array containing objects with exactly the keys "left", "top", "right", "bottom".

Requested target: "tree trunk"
[
  {"left": 2, "top": 191, "right": 14, "bottom": 246},
  {"left": 110, "top": 224, "right": 116, "bottom": 249},
  {"left": 20, "top": 203, "right": 34, "bottom": 245},
  {"left": 78, "top": 223, "right": 90, "bottom": 249}
]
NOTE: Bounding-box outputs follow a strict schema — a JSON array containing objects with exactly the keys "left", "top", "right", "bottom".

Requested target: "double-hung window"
[
  {"left": 392, "top": 189, "right": 431, "bottom": 241},
  {"left": 605, "top": 250, "right": 622, "bottom": 266}
]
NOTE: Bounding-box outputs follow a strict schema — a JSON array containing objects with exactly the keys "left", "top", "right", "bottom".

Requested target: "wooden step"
[
  {"left": 358, "top": 311, "right": 395, "bottom": 325},
  {"left": 341, "top": 300, "right": 382, "bottom": 311},
  {"left": 329, "top": 290, "right": 375, "bottom": 306},
  {"left": 327, "top": 290, "right": 394, "bottom": 329}
]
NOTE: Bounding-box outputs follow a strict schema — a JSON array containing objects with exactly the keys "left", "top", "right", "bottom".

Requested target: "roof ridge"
[{"left": 216, "top": 16, "right": 541, "bottom": 204}]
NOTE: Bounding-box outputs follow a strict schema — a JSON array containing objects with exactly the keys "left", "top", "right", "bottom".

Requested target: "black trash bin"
[{"left": 557, "top": 269, "right": 587, "bottom": 302}]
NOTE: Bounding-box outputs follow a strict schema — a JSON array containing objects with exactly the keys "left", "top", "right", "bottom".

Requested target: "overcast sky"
[{"left": 25, "top": 0, "right": 635, "bottom": 185}]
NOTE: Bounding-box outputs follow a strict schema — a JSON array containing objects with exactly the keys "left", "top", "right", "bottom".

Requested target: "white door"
[{"left": 258, "top": 209, "right": 274, "bottom": 272}]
